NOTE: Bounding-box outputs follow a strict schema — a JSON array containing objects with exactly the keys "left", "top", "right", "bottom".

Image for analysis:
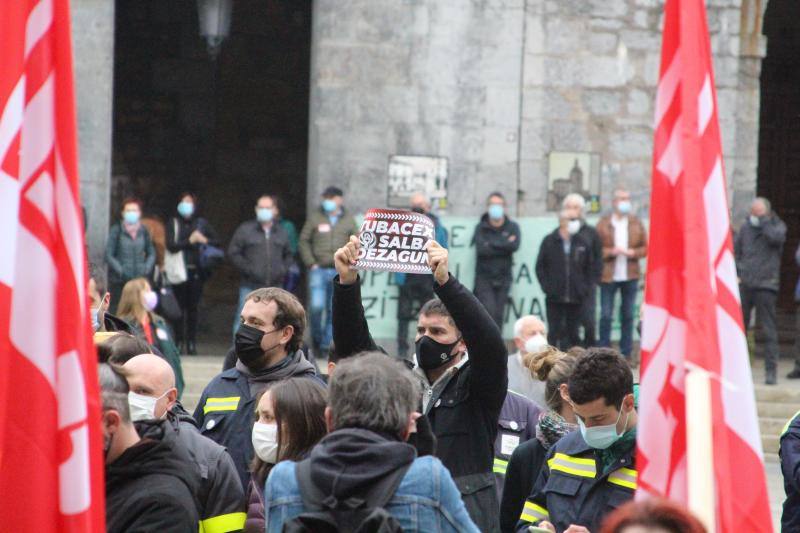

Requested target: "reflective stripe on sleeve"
[
  {"left": 203, "top": 396, "right": 241, "bottom": 414},
  {"left": 519, "top": 500, "right": 549, "bottom": 523},
  {"left": 547, "top": 452, "right": 597, "bottom": 478},
  {"left": 608, "top": 467, "right": 637, "bottom": 490},
  {"left": 493, "top": 457, "right": 508, "bottom": 475},
  {"left": 198, "top": 512, "right": 247, "bottom": 533}
]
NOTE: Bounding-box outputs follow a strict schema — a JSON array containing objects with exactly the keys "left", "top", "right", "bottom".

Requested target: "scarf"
[
  {"left": 235, "top": 349, "right": 316, "bottom": 396},
  {"left": 535, "top": 410, "right": 577, "bottom": 450}
]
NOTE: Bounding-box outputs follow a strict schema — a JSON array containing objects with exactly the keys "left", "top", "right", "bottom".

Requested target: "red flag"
[
  {"left": 638, "top": 0, "right": 772, "bottom": 531},
  {"left": 0, "top": 0, "right": 105, "bottom": 531}
]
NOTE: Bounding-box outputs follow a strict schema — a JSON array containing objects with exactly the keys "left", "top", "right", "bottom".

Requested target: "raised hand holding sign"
[{"left": 354, "top": 209, "right": 436, "bottom": 274}]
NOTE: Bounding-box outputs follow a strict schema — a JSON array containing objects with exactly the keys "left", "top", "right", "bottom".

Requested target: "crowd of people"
[{"left": 91, "top": 186, "right": 798, "bottom": 532}]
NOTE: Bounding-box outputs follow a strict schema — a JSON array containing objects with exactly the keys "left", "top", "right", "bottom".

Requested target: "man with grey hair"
[
  {"left": 264, "top": 352, "right": 478, "bottom": 531},
  {"left": 508, "top": 315, "right": 548, "bottom": 406},
  {"left": 100, "top": 364, "right": 200, "bottom": 532},
  {"left": 735, "top": 196, "right": 786, "bottom": 384},
  {"left": 562, "top": 193, "right": 603, "bottom": 346}
]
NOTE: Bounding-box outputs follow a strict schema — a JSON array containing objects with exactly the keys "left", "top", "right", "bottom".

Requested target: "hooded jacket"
[
  {"left": 193, "top": 350, "right": 321, "bottom": 488},
  {"left": 471, "top": 214, "right": 521, "bottom": 282},
  {"left": 168, "top": 404, "right": 246, "bottom": 533},
  {"left": 106, "top": 419, "right": 200, "bottom": 533}
]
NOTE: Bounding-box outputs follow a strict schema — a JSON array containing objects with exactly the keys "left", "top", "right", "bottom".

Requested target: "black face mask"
[
  {"left": 415, "top": 335, "right": 461, "bottom": 370},
  {"left": 235, "top": 324, "right": 269, "bottom": 366},
  {"left": 411, "top": 206, "right": 426, "bottom": 214}
]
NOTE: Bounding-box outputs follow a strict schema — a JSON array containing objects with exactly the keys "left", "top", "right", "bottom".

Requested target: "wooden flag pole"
[{"left": 686, "top": 367, "right": 716, "bottom": 533}]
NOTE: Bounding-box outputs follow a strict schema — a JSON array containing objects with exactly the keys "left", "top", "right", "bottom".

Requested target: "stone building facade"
[
  {"left": 307, "top": 0, "right": 766, "bottom": 219},
  {"left": 73, "top": 0, "right": 771, "bottom": 260}
]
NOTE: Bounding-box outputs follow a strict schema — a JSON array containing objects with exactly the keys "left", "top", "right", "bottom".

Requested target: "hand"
[
  {"left": 535, "top": 522, "right": 556, "bottom": 532},
  {"left": 189, "top": 230, "right": 208, "bottom": 244},
  {"left": 508, "top": 234, "right": 517, "bottom": 242},
  {"left": 612, "top": 246, "right": 624, "bottom": 257},
  {"left": 564, "top": 525, "right": 590, "bottom": 533},
  {"left": 426, "top": 240, "right": 449, "bottom": 285},
  {"left": 333, "top": 235, "right": 360, "bottom": 285},
  {"left": 624, "top": 248, "right": 635, "bottom": 258}
]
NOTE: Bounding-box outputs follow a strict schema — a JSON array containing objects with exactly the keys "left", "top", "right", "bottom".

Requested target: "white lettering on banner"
[
  {"left": 356, "top": 215, "right": 645, "bottom": 339},
  {"left": 355, "top": 209, "right": 436, "bottom": 274}
]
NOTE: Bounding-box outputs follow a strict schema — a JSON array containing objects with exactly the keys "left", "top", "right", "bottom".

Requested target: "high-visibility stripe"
[
  {"left": 608, "top": 467, "right": 638, "bottom": 490},
  {"left": 203, "top": 396, "right": 241, "bottom": 414},
  {"left": 782, "top": 409, "right": 800, "bottom": 436},
  {"left": 519, "top": 500, "right": 549, "bottom": 523},
  {"left": 493, "top": 457, "right": 508, "bottom": 475},
  {"left": 548, "top": 452, "right": 596, "bottom": 478},
  {"left": 198, "top": 512, "right": 247, "bottom": 533}
]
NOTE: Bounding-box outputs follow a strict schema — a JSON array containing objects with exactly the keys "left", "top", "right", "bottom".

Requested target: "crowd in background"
[{"left": 92, "top": 185, "right": 797, "bottom": 532}]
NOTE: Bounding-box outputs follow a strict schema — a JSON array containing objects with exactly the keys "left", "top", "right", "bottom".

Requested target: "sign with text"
[
  {"left": 356, "top": 215, "right": 644, "bottom": 341},
  {"left": 356, "top": 209, "right": 435, "bottom": 273}
]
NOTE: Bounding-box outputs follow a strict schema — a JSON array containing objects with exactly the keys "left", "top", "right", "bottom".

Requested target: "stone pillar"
[{"left": 71, "top": 0, "right": 115, "bottom": 266}]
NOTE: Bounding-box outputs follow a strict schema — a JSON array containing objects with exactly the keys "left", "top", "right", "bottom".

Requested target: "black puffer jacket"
[
  {"left": 535, "top": 229, "right": 593, "bottom": 303},
  {"left": 734, "top": 214, "right": 787, "bottom": 291},
  {"left": 106, "top": 419, "right": 200, "bottom": 533},
  {"left": 471, "top": 214, "right": 522, "bottom": 282}
]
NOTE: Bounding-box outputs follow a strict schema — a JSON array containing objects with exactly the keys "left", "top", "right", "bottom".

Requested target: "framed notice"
[
  {"left": 387, "top": 155, "right": 448, "bottom": 208},
  {"left": 547, "top": 151, "right": 602, "bottom": 213}
]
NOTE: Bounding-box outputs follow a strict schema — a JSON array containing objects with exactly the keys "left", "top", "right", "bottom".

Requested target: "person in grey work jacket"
[{"left": 332, "top": 236, "right": 508, "bottom": 533}]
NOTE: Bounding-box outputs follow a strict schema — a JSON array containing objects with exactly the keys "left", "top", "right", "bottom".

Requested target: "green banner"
[{"left": 357, "top": 215, "right": 643, "bottom": 341}]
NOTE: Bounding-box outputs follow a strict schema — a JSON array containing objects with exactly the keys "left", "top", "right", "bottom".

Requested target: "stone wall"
[
  {"left": 308, "top": 0, "right": 765, "bottom": 219},
  {"left": 72, "top": 0, "right": 114, "bottom": 265}
]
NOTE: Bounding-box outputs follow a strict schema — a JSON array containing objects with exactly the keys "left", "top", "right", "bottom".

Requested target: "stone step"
[
  {"left": 763, "top": 435, "right": 780, "bottom": 457},
  {"left": 758, "top": 402, "right": 800, "bottom": 420},
  {"left": 761, "top": 417, "right": 790, "bottom": 437},
  {"left": 754, "top": 385, "right": 800, "bottom": 404}
]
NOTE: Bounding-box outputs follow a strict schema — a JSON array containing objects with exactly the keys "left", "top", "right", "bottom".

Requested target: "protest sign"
[{"left": 355, "top": 208, "right": 436, "bottom": 274}]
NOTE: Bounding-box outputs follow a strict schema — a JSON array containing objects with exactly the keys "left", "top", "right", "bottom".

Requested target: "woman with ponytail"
[{"left": 499, "top": 346, "right": 581, "bottom": 532}]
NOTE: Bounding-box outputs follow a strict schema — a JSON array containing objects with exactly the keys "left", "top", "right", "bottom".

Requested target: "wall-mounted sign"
[
  {"left": 547, "top": 151, "right": 602, "bottom": 213},
  {"left": 387, "top": 155, "right": 448, "bottom": 208}
]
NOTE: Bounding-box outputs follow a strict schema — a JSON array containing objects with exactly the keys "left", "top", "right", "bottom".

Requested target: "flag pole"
[{"left": 686, "top": 367, "right": 717, "bottom": 533}]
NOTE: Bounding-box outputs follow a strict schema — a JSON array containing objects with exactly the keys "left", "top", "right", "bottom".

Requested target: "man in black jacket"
[
  {"left": 228, "top": 194, "right": 294, "bottom": 335},
  {"left": 332, "top": 236, "right": 508, "bottom": 532},
  {"left": 100, "top": 363, "right": 200, "bottom": 533},
  {"left": 472, "top": 191, "right": 522, "bottom": 327},
  {"left": 563, "top": 193, "right": 603, "bottom": 346},
  {"left": 123, "top": 354, "right": 246, "bottom": 532},
  {"left": 535, "top": 211, "right": 593, "bottom": 350}
]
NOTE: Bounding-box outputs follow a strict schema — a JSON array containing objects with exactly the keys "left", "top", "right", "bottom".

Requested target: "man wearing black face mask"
[
  {"left": 332, "top": 236, "right": 508, "bottom": 532},
  {"left": 193, "top": 287, "right": 321, "bottom": 488}
]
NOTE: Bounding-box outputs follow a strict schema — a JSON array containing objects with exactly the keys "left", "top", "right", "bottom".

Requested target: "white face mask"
[
  {"left": 566, "top": 219, "right": 581, "bottom": 235},
  {"left": 252, "top": 422, "right": 279, "bottom": 464},
  {"left": 128, "top": 391, "right": 169, "bottom": 422},
  {"left": 524, "top": 334, "right": 548, "bottom": 354}
]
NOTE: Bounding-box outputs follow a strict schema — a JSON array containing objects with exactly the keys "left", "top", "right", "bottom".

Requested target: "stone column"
[{"left": 71, "top": 0, "right": 115, "bottom": 266}]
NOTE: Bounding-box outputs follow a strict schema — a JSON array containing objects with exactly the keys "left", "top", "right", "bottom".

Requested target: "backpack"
[{"left": 281, "top": 458, "right": 413, "bottom": 533}]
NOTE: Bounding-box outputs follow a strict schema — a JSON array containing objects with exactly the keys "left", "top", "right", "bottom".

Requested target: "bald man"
[
  {"left": 124, "top": 354, "right": 246, "bottom": 532},
  {"left": 507, "top": 315, "right": 547, "bottom": 406}
]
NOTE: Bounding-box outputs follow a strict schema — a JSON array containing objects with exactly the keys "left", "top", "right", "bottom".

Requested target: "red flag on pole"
[
  {"left": 0, "top": 0, "right": 105, "bottom": 531},
  {"left": 638, "top": 0, "right": 772, "bottom": 531}
]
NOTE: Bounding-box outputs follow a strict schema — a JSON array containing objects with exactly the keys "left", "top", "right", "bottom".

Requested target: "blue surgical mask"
[
  {"left": 322, "top": 199, "right": 337, "bottom": 213},
  {"left": 177, "top": 201, "right": 194, "bottom": 218},
  {"left": 123, "top": 211, "right": 140, "bottom": 225},
  {"left": 576, "top": 400, "right": 630, "bottom": 450},
  {"left": 90, "top": 307, "right": 101, "bottom": 332},
  {"left": 256, "top": 208, "right": 274, "bottom": 223},
  {"left": 616, "top": 201, "right": 632, "bottom": 215},
  {"left": 488, "top": 204, "right": 504, "bottom": 220}
]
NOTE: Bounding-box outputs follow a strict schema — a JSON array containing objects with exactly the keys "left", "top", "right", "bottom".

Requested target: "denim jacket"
[{"left": 264, "top": 456, "right": 479, "bottom": 533}]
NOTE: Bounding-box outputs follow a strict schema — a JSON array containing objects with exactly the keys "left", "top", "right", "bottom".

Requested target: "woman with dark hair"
[
  {"left": 165, "top": 192, "right": 219, "bottom": 355},
  {"left": 245, "top": 377, "right": 327, "bottom": 533},
  {"left": 105, "top": 197, "right": 156, "bottom": 313},
  {"left": 600, "top": 498, "right": 706, "bottom": 533}
]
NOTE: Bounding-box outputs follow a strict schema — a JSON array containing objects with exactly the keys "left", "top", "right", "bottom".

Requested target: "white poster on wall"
[{"left": 387, "top": 155, "right": 448, "bottom": 208}]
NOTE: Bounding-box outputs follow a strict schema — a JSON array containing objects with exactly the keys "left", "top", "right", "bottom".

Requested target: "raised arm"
[
  {"left": 331, "top": 235, "right": 380, "bottom": 358},
  {"left": 428, "top": 241, "right": 508, "bottom": 411}
]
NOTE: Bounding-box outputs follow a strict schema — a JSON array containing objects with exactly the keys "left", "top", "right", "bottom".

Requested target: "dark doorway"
[
  {"left": 112, "top": 1, "right": 312, "bottom": 346},
  {"left": 758, "top": 0, "right": 800, "bottom": 311}
]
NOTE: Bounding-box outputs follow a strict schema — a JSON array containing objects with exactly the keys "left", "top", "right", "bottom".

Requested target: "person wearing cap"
[{"left": 298, "top": 186, "right": 358, "bottom": 355}]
